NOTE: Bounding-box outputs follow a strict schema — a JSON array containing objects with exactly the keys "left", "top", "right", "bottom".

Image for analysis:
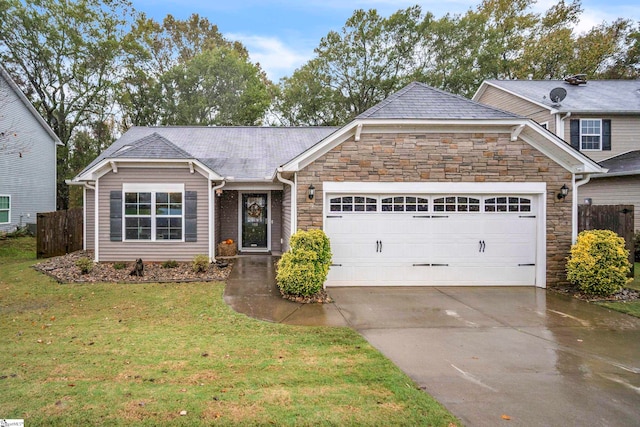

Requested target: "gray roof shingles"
[
  {"left": 80, "top": 82, "right": 524, "bottom": 181},
  {"left": 598, "top": 150, "right": 640, "bottom": 175},
  {"left": 485, "top": 79, "right": 640, "bottom": 113},
  {"left": 358, "top": 81, "right": 519, "bottom": 120},
  {"left": 83, "top": 126, "right": 339, "bottom": 180}
]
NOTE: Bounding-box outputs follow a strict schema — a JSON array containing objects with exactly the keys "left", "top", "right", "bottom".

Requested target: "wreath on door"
[{"left": 247, "top": 202, "right": 262, "bottom": 218}]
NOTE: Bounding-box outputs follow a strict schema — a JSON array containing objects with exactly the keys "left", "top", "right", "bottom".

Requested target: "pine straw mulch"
[{"left": 33, "top": 251, "right": 233, "bottom": 284}]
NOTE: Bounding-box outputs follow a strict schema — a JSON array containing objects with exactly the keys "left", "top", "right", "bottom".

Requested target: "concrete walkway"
[
  {"left": 223, "top": 255, "right": 348, "bottom": 326},
  {"left": 224, "top": 256, "right": 640, "bottom": 427}
]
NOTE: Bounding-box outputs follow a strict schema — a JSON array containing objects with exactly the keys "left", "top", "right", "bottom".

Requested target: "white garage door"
[{"left": 325, "top": 194, "right": 538, "bottom": 286}]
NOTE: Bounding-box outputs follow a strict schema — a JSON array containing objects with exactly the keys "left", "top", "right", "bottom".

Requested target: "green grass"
[
  {"left": 596, "top": 262, "right": 640, "bottom": 319},
  {"left": 0, "top": 237, "right": 458, "bottom": 426}
]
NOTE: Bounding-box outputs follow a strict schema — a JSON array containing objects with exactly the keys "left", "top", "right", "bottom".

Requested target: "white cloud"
[{"left": 226, "top": 33, "right": 314, "bottom": 82}]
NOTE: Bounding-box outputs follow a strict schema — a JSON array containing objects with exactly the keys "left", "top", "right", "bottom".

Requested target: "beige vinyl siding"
[
  {"left": 85, "top": 188, "right": 95, "bottom": 251},
  {"left": 282, "top": 184, "right": 291, "bottom": 252},
  {"left": 97, "top": 166, "right": 209, "bottom": 261},
  {"left": 271, "top": 190, "right": 283, "bottom": 254},
  {"left": 564, "top": 115, "right": 640, "bottom": 162},
  {"left": 579, "top": 176, "right": 640, "bottom": 231},
  {"left": 476, "top": 85, "right": 555, "bottom": 133}
]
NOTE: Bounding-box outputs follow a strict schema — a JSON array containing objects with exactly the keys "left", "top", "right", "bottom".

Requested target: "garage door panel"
[{"left": 325, "top": 193, "right": 539, "bottom": 287}]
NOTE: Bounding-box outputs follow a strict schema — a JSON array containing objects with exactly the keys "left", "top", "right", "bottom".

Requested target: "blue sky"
[{"left": 133, "top": 0, "right": 640, "bottom": 82}]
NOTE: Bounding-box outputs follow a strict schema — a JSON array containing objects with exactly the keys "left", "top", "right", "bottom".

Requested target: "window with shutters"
[
  {"left": 123, "top": 184, "right": 184, "bottom": 241},
  {"left": 580, "top": 119, "right": 601, "bottom": 150}
]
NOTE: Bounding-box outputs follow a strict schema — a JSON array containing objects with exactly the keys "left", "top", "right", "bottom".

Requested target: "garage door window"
[
  {"left": 330, "top": 196, "right": 377, "bottom": 212},
  {"left": 484, "top": 197, "right": 531, "bottom": 212},
  {"left": 433, "top": 196, "right": 480, "bottom": 212},
  {"left": 381, "top": 196, "right": 429, "bottom": 212}
]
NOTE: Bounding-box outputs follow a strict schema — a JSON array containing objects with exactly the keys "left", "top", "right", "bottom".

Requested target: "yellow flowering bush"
[{"left": 566, "top": 230, "right": 631, "bottom": 296}]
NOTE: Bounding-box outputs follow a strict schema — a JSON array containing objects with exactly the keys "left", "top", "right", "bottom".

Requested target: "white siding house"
[{"left": 0, "top": 66, "right": 61, "bottom": 232}]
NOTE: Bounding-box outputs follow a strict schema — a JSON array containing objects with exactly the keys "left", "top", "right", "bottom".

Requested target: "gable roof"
[
  {"left": 474, "top": 80, "right": 640, "bottom": 114},
  {"left": 358, "top": 81, "right": 519, "bottom": 120},
  {"left": 0, "top": 66, "right": 62, "bottom": 146},
  {"left": 78, "top": 126, "right": 339, "bottom": 181}
]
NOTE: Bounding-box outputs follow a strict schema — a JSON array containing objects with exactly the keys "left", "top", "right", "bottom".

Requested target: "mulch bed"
[
  {"left": 550, "top": 285, "right": 639, "bottom": 302},
  {"left": 33, "top": 251, "right": 232, "bottom": 284}
]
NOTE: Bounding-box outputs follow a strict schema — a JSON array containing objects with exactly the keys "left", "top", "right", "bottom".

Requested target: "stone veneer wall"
[{"left": 295, "top": 132, "right": 573, "bottom": 287}]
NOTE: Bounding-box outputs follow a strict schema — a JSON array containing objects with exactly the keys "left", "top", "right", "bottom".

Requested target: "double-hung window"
[
  {"left": 580, "top": 119, "right": 602, "bottom": 150},
  {"left": 123, "top": 184, "right": 184, "bottom": 241},
  {"left": 0, "top": 195, "right": 10, "bottom": 224}
]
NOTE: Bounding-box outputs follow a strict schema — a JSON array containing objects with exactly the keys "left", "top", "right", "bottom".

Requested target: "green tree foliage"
[
  {"left": 275, "top": 7, "right": 422, "bottom": 125},
  {"left": 119, "top": 14, "right": 272, "bottom": 128},
  {"left": 277, "top": 1, "right": 638, "bottom": 121},
  {"left": 567, "top": 230, "right": 631, "bottom": 296},
  {"left": 0, "top": 0, "right": 133, "bottom": 209}
]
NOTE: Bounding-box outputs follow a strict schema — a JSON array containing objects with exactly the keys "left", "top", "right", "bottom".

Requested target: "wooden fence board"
[
  {"left": 578, "top": 204, "right": 634, "bottom": 275},
  {"left": 37, "top": 208, "right": 83, "bottom": 258}
]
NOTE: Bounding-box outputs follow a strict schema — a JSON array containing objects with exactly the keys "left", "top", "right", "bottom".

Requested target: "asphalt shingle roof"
[
  {"left": 83, "top": 126, "right": 339, "bottom": 180},
  {"left": 485, "top": 80, "right": 640, "bottom": 113},
  {"left": 357, "top": 81, "right": 519, "bottom": 120},
  {"left": 598, "top": 150, "right": 640, "bottom": 175}
]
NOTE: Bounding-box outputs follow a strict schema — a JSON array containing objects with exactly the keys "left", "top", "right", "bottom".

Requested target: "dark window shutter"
[
  {"left": 110, "top": 191, "right": 122, "bottom": 241},
  {"left": 185, "top": 191, "right": 197, "bottom": 242},
  {"left": 602, "top": 119, "right": 611, "bottom": 151},
  {"left": 569, "top": 119, "right": 580, "bottom": 150}
]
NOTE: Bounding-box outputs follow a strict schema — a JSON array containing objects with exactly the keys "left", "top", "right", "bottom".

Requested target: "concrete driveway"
[
  {"left": 224, "top": 257, "right": 640, "bottom": 426},
  {"left": 329, "top": 286, "right": 640, "bottom": 427}
]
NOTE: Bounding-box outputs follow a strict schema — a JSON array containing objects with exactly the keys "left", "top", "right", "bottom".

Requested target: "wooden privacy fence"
[
  {"left": 37, "top": 208, "right": 83, "bottom": 258},
  {"left": 578, "top": 204, "right": 634, "bottom": 274}
]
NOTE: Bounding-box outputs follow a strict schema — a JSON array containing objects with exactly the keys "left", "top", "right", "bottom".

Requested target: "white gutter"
[
  {"left": 277, "top": 171, "right": 296, "bottom": 238},
  {"left": 211, "top": 180, "right": 226, "bottom": 262},
  {"left": 572, "top": 174, "right": 592, "bottom": 243}
]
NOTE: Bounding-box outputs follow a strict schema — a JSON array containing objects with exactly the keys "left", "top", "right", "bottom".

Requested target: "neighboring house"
[
  {"left": 473, "top": 78, "right": 640, "bottom": 230},
  {"left": 69, "top": 82, "right": 603, "bottom": 288},
  {"left": 0, "top": 66, "right": 62, "bottom": 232}
]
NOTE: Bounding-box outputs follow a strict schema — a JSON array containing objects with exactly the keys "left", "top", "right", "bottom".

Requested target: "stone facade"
[{"left": 295, "top": 131, "right": 573, "bottom": 287}]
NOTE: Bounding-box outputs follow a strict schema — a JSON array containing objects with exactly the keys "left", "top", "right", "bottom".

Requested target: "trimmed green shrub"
[
  {"left": 566, "top": 229, "right": 631, "bottom": 296},
  {"left": 192, "top": 254, "right": 209, "bottom": 273},
  {"left": 75, "top": 257, "right": 94, "bottom": 274},
  {"left": 277, "top": 229, "right": 332, "bottom": 297},
  {"left": 162, "top": 259, "right": 179, "bottom": 269}
]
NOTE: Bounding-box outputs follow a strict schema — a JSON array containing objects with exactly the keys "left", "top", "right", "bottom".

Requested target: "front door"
[{"left": 241, "top": 193, "right": 268, "bottom": 250}]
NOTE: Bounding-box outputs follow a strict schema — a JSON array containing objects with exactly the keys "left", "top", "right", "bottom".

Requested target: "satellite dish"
[{"left": 549, "top": 87, "right": 567, "bottom": 104}]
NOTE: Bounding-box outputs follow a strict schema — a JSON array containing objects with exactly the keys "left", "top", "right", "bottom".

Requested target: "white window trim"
[
  {"left": 0, "top": 194, "right": 10, "bottom": 224},
  {"left": 580, "top": 118, "right": 602, "bottom": 151},
  {"left": 122, "top": 184, "right": 185, "bottom": 242}
]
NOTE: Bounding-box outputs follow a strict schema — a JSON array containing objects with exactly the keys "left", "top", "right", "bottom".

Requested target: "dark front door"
[{"left": 242, "top": 193, "right": 268, "bottom": 249}]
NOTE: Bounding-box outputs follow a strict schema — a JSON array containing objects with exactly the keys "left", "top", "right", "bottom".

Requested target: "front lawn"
[
  {"left": 0, "top": 237, "right": 458, "bottom": 426},
  {"left": 596, "top": 263, "right": 640, "bottom": 319}
]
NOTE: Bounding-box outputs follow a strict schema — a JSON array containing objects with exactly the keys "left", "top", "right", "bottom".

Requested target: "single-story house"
[{"left": 69, "top": 82, "right": 604, "bottom": 288}]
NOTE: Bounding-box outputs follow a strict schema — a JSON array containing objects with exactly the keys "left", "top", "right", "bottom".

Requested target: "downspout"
[
  {"left": 211, "top": 180, "right": 226, "bottom": 262},
  {"left": 572, "top": 174, "right": 591, "bottom": 243},
  {"left": 558, "top": 112, "right": 571, "bottom": 140},
  {"left": 277, "top": 171, "right": 296, "bottom": 242}
]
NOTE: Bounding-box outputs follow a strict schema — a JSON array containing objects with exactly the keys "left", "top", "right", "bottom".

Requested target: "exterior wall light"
[
  {"left": 308, "top": 184, "right": 315, "bottom": 200},
  {"left": 215, "top": 188, "right": 223, "bottom": 197},
  {"left": 557, "top": 184, "right": 569, "bottom": 200}
]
